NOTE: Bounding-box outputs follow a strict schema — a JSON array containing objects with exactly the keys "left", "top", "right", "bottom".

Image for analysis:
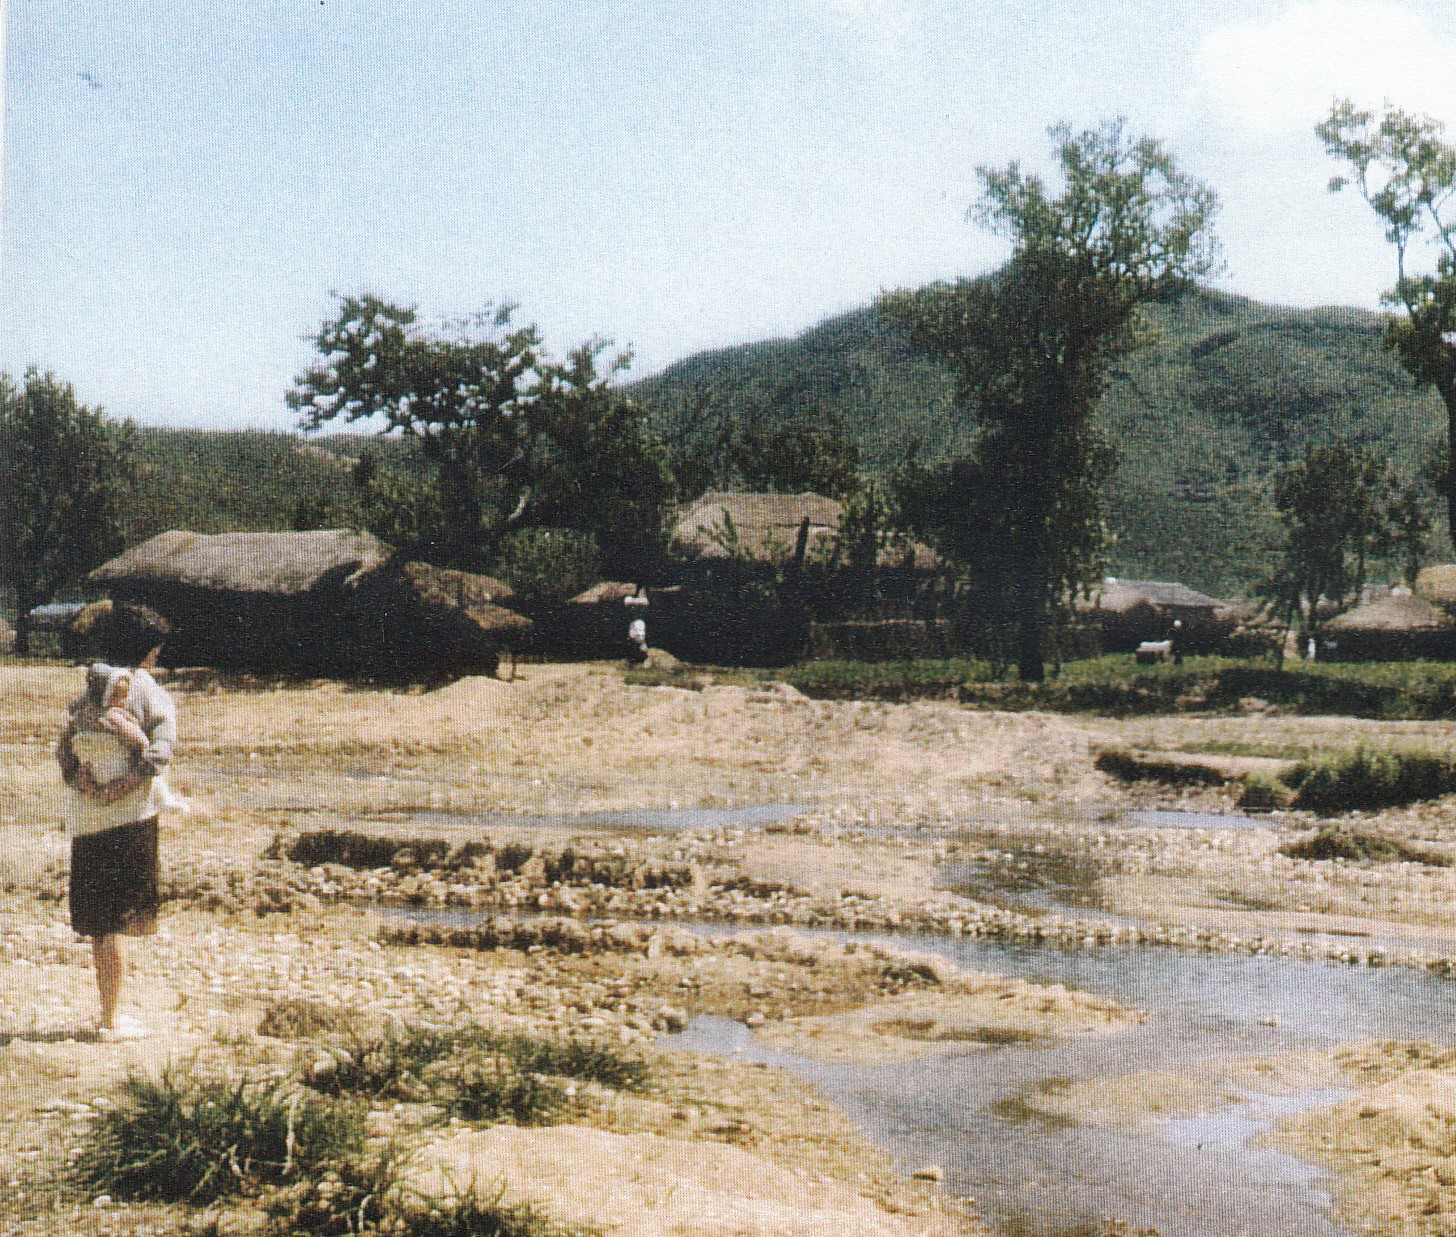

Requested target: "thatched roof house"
[
  {"left": 672, "top": 491, "right": 939, "bottom": 570},
  {"left": 1087, "top": 577, "right": 1229, "bottom": 652},
  {"left": 1417, "top": 564, "right": 1456, "bottom": 609},
  {"left": 1321, "top": 591, "right": 1456, "bottom": 661},
  {"left": 87, "top": 530, "right": 530, "bottom": 677}
]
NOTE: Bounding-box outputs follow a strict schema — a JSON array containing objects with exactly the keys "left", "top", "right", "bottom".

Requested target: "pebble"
[{"left": 911, "top": 1165, "right": 944, "bottom": 1182}]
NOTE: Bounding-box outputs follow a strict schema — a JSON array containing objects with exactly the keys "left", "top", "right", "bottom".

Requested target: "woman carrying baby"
[{"left": 55, "top": 603, "right": 177, "bottom": 1041}]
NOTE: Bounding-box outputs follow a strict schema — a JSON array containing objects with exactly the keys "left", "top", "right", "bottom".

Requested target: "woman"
[{"left": 56, "top": 603, "right": 177, "bottom": 1041}]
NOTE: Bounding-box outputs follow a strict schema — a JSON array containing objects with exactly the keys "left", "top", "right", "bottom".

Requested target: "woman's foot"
[{"left": 98, "top": 1013, "right": 153, "bottom": 1042}]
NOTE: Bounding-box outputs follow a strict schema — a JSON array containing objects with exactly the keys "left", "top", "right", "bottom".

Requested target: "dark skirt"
[{"left": 69, "top": 818, "right": 160, "bottom": 938}]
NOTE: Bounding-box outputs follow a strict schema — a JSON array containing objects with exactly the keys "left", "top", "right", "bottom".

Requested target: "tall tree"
[
  {"left": 288, "top": 296, "right": 672, "bottom": 577},
  {"left": 1319, "top": 100, "right": 1456, "bottom": 537},
  {"left": 1258, "top": 442, "right": 1390, "bottom": 646},
  {"left": 0, "top": 371, "right": 137, "bottom": 653},
  {"left": 879, "top": 120, "right": 1219, "bottom": 679}
]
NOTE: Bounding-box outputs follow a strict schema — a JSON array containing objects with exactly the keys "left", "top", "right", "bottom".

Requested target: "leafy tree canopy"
[
  {"left": 1257, "top": 442, "right": 1394, "bottom": 641},
  {"left": 0, "top": 371, "right": 137, "bottom": 652},
  {"left": 1320, "top": 99, "right": 1456, "bottom": 534},
  {"left": 288, "top": 295, "right": 673, "bottom": 577},
  {"left": 879, "top": 119, "right": 1219, "bottom": 679}
]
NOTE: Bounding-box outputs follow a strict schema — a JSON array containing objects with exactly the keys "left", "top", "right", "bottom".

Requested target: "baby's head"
[{"left": 86, "top": 663, "right": 134, "bottom": 710}]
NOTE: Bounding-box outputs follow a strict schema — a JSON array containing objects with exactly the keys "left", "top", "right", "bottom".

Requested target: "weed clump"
[
  {"left": 305, "top": 1023, "right": 649, "bottom": 1125},
  {"left": 1281, "top": 747, "right": 1456, "bottom": 813},
  {"left": 75, "top": 1068, "right": 364, "bottom": 1203},
  {"left": 1280, "top": 826, "right": 1450, "bottom": 866},
  {"left": 1094, "top": 748, "right": 1226, "bottom": 787}
]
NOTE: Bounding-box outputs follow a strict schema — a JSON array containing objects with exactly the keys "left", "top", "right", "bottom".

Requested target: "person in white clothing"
[{"left": 56, "top": 604, "right": 178, "bottom": 1041}]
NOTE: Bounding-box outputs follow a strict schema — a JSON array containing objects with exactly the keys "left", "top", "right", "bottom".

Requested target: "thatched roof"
[
  {"left": 672, "top": 491, "right": 939, "bottom": 568},
  {"left": 1417, "top": 564, "right": 1456, "bottom": 608},
  {"left": 0, "top": 616, "right": 12, "bottom": 653},
  {"left": 1094, "top": 578, "right": 1221, "bottom": 613},
  {"left": 569, "top": 582, "right": 639, "bottom": 606},
  {"left": 89, "top": 529, "right": 392, "bottom": 595},
  {"left": 398, "top": 558, "right": 524, "bottom": 617},
  {"left": 1326, "top": 593, "right": 1455, "bottom": 633},
  {"left": 674, "top": 492, "right": 841, "bottom": 561}
]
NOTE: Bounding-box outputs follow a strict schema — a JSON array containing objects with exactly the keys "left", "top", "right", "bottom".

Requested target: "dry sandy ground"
[{"left": 5, "top": 662, "right": 1456, "bottom": 1234}]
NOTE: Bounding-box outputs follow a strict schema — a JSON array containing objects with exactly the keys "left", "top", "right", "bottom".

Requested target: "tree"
[
  {"left": 0, "top": 371, "right": 137, "bottom": 653},
  {"left": 288, "top": 296, "right": 673, "bottom": 577},
  {"left": 879, "top": 120, "right": 1219, "bottom": 680},
  {"left": 663, "top": 390, "right": 863, "bottom": 501},
  {"left": 1319, "top": 100, "right": 1456, "bottom": 537},
  {"left": 1257, "top": 442, "right": 1390, "bottom": 646}
]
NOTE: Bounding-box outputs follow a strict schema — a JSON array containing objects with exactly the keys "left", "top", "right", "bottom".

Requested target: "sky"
[{"left": 4, "top": 0, "right": 1456, "bottom": 431}]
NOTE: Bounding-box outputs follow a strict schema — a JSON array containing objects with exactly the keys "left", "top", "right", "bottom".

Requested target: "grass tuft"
[
  {"left": 75, "top": 1067, "right": 365, "bottom": 1203},
  {"left": 1280, "top": 825, "right": 1450, "bottom": 866},
  {"left": 258, "top": 998, "right": 359, "bottom": 1040},
  {"left": 305, "top": 1023, "right": 649, "bottom": 1125},
  {"left": 1280, "top": 747, "right": 1456, "bottom": 813}
]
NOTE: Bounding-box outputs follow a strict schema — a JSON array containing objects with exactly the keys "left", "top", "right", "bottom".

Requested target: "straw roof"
[
  {"left": 673, "top": 492, "right": 842, "bottom": 561},
  {"left": 1326, "top": 592, "right": 1455, "bottom": 633},
  {"left": 569, "top": 582, "right": 640, "bottom": 605},
  {"left": 89, "top": 529, "right": 392, "bottom": 595},
  {"left": 1417, "top": 564, "right": 1456, "bottom": 608},
  {"left": 0, "top": 616, "right": 12, "bottom": 653},
  {"left": 1094, "top": 578, "right": 1221, "bottom": 613},
  {"left": 395, "top": 561, "right": 530, "bottom": 635},
  {"left": 672, "top": 491, "right": 939, "bottom": 568}
]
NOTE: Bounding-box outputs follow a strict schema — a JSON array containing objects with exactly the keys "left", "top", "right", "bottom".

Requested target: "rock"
[
  {"left": 910, "top": 1165, "right": 944, "bottom": 1182},
  {"left": 92, "top": 1194, "right": 113, "bottom": 1208},
  {"left": 745, "top": 1011, "right": 767, "bottom": 1028}
]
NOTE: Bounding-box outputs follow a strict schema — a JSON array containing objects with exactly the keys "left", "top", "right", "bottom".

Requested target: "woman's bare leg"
[{"left": 93, "top": 934, "right": 125, "bottom": 1030}]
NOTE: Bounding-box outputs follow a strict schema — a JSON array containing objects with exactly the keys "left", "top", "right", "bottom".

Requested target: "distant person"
[
  {"left": 625, "top": 587, "right": 649, "bottom": 664},
  {"left": 55, "top": 604, "right": 177, "bottom": 1041},
  {"left": 1165, "top": 618, "right": 1184, "bottom": 665}
]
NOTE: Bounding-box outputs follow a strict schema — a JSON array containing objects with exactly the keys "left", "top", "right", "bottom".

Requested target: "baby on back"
[{"left": 68, "top": 663, "right": 186, "bottom": 812}]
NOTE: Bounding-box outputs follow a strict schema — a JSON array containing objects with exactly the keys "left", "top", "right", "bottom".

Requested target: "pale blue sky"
[{"left": 4, "top": 0, "right": 1455, "bottom": 429}]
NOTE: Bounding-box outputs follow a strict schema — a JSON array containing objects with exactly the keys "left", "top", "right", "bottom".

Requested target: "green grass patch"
[
  {"left": 1093, "top": 748, "right": 1227, "bottom": 787},
  {"left": 75, "top": 1068, "right": 364, "bottom": 1204},
  {"left": 306, "top": 1024, "right": 650, "bottom": 1125},
  {"left": 646, "top": 654, "right": 1456, "bottom": 719},
  {"left": 1280, "top": 747, "right": 1456, "bottom": 814}
]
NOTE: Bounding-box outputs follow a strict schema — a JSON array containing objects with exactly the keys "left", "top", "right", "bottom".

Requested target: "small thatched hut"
[
  {"left": 1088, "top": 578, "right": 1228, "bottom": 653},
  {"left": 672, "top": 491, "right": 939, "bottom": 570},
  {"left": 1321, "top": 592, "right": 1456, "bottom": 661},
  {"left": 1417, "top": 564, "right": 1456, "bottom": 610},
  {"left": 88, "top": 530, "right": 530, "bottom": 676}
]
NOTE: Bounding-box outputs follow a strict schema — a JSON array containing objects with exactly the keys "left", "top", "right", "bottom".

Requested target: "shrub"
[
  {"left": 1237, "top": 775, "right": 1291, "bottom": 812},
  {"left": 1281, "top": 747, "right": 1456, "bottom": 813},
  {"left": 1280, "top": 825, "right": 1450, "bottom": 866},
  {"left": 1093, "top": 748, "right": 1226, "bottom": 787},
  {"left": 75, "top": 1068, "right": 364, "bottom": 1203}
]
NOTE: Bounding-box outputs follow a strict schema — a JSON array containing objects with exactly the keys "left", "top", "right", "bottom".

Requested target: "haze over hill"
[{"left": 630, "top": 288, "right": 1453, "bottom": 596}]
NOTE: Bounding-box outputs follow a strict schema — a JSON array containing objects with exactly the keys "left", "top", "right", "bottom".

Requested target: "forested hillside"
[
  {"left": 631, "top": 288, "right": 1452, "bottom": 595},
  {"left": 103, "top": 289, "right": 1453, "bottom": 601}
]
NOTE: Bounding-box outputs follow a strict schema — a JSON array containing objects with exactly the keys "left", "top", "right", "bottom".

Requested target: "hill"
[{"left": 630, "top": 288, "right": 1453, "bottom": 596}]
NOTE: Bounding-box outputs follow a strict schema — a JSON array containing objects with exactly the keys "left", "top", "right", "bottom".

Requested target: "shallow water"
[
  {"left": 1124, "top": 808, "right": 1273, "bottom": 831},
  {"left": 377, "top": 896, "right": 1448, "bottom": 1233},
  {"left": 666, "top": 933, "right": 1456, "bottom": 1236},
  {"left": 403, "top": 802, "right": 813, "bottom": 833}
]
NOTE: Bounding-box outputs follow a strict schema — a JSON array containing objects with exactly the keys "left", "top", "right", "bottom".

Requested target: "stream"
[{"left": 326, "top": 786, "right": 1443, "bottom": 1234}]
